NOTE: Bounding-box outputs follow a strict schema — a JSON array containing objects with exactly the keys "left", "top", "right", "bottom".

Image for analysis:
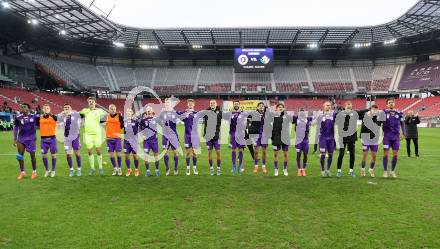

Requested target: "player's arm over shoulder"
[
  {"left": 79, "top": 108, "right": 88, "bottom": 118},
  {"left": 99, "top": 108, "right": 108, "bottom": 121},
  {"left": 119, "top": 113, "right": 124, "bottom": 128}
]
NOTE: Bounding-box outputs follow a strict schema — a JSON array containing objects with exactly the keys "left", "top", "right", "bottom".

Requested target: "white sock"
[
  {"left": 338, "top": 169, "right": 342, "bottom": 172},
  {"left": 349, "top": 169, "right": 353, "bottom": 173}
]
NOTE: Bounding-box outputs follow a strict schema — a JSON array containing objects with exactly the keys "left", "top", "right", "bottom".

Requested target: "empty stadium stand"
[
  {"left": 197, "top": 67, "right": 233, "bottom": 93},
  {"left": 201, "top": 83, "right": 231, "bottom": 93},
  {"left": 274, "top": 66, "right": 308, "bottom": 93},
  {"left": 309, "top": 66, "right": 354, "bottom": 93},
  {"left": 2, "top": 86, "right": 439, "bottom": 118},
  {"left": 30, "top": 55, "right": 409, "bottom": 95},
  {"left": 353, "top": 65, "right": 397, "bottom": 92}
]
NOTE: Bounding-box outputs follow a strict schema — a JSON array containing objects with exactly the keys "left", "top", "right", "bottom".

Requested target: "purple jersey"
[
  {"left": 318, "top": 112, "right": 336, "bottom": 140},
  {"left": 383, "top": 109, "right": 404, "bottom": 139},
  {"left": 178, "top": 110, "right": 197, "bottom": 137},
  {"left": 229, "top": 111, "right": 242, "bottom": 135},
  {"left": 124, "top": 118, "right": 139, "bottom": 141},
  {"left": 229, "top": 111, "right": 247, "bottom": 148},
  {"left": 139, "top": 116, "right": 158, "bottom": 141},
  {"left": 159, "top": 111, "right": 178, "bottom": 138},
  {"left": 256, "top": 111, "right": 265, "bottom": 134},
  {"left": 60, "top": 112, "right": 81, "bottom": 139},
  {"left": 293, "top": 116, "right": 312, "bottom": 144},
  {"left": 14, "top": 113, "right": 38, "bottom": 143}
]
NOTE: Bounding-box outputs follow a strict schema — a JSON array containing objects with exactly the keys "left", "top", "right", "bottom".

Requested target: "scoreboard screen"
[{"left": 234, "top": 48, "right": 274, "bottom": 73}]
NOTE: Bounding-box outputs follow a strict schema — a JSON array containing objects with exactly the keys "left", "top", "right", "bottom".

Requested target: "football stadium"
[{"left": 1, "top": 0, "right": 440, "bottom": 248}]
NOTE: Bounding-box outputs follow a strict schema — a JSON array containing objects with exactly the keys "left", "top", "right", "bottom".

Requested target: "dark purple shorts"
[
  {"left": 41, "top": 137, "right": 57, "bottom": 154},
  {"left": 273, "top": 144, "right": 289, "bottom": 152},
  {"left": 295, "top": 140, "right": 309, "bottom": 154},
  {"left": 106, "top": 138, "right": 122, "bottom": 153},
  {"left": 124, "top": 139, "right": 138, "bottom": 154},
  {"left": 144, "top": 139, "right": 159, "bottom": 154},
  {"left": 361, "top": 138, "right": 378, "bottom": 152},
  {"left": 184, "top": 134, "right": 200, "bottom": 149},
  {"left": 207, "top": 139, "right": 220, "bottom": 151},
  {"left": 230, "top": 134, "right": 245, "bottom": 149},
  {"left": 362, "top": 144, "right": 378, "bottom": 152},
  {"left": 19, "top": 138, "right": 36, "bottom": 153},
  {"left": 162, "top": 136, "right": 179, "bottom": 150},
  {"left": 383, "top": 136, "right": 400, "bottom": 151},
  {"left": 319, "top": 138, "right": 335, "bottom": 154},
  {"left": 253, "top": 134, "right": 267, "bottom": 148},
  {"left": 184, "top": 134, "right": 192, "bottom": 148},
  {"left": 64, "top": 136, "right": 80, "bottom": 151}
]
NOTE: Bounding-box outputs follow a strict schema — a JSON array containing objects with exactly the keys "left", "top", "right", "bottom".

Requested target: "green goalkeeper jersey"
[{"left": 80, "top": 108, "right": 107, "bottom": 135}]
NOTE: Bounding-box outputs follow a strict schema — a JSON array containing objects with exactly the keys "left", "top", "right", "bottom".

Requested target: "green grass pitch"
[{"left": 0, "top": 126, "right": 439, "bottom": 248}]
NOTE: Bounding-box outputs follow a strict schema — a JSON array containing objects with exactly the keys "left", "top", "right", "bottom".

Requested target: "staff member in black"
[
  {"left": 336, "top": 101, "right": 365, "bottom": 178},
  {"left": 405, "top": 110, "right": 420, "bottom": 158},
  {"left": 271, "top": 103, "right": 290, "bottom": 177},
  {"left": 248, "top": 102, "right": 268, "bottom": 174},
  {"left": 203, "top": 99, "right": 223, "bottom": 175}
]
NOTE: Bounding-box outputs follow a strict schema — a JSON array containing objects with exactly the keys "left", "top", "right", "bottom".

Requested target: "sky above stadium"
[{"left": 78, "top": 0, "right": 419, "bottom": 28}]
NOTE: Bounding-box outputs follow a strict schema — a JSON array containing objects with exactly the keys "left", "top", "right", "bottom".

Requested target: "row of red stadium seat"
[
  {"left": 98, "top": 81, "right": 393, "bottom": 94},
  {"left": 81, "top": 80, "right": 393, "bottom": 94},
  {"left": 2, "top": 87, "right": 440, "bottom": 118},
  {"left": 154, "top": 85, "right": 194, "bottom": 95},
  {"left": 312, "top": 82, "right": 354, "bottom": 93},
  {"left": 235, "top": 83, "right": 272, "bottom": 92},
  {"left": 357, "top": 79, "right": 391, "bottom": 92},
  {"left": 203, "top": 83, "right": 231, "bottom": 93},
  {"left": 417, "top": 97, "right": 440, "bottom": 117},
  {"left": 276, "top": 83, "right": 303, "bottom": 92},
  {"left": 419, "top": 105, "right": 440, "bottom": 117},
  {"left": 0, "top": 87, "right": 40, "bottom": 110}
]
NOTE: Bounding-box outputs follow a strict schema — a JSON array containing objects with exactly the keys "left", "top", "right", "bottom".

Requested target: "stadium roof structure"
[
  {"left": 5, "top": 0, "right": 440, "bottom": 46},
  {"left": 2, "top": 0, "right": 440, "bottom": 60}
]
